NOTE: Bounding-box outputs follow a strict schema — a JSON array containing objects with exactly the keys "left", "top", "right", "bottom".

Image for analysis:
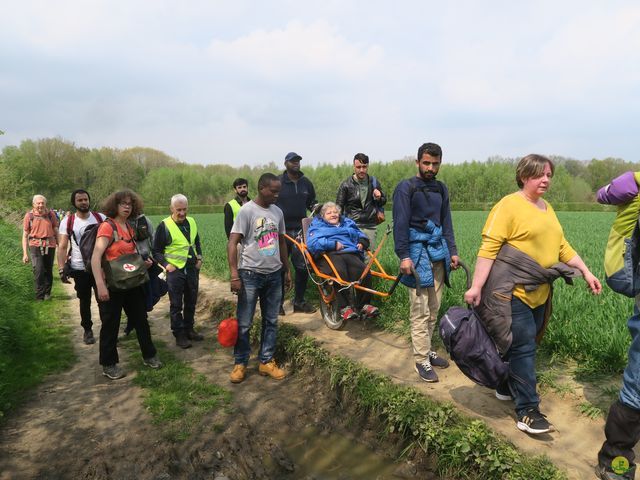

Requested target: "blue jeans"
[
  {"left": 234, "top": 269, "right": 283, "bottom": 365},
  {"left": 620, "top": 307, "right": 640, "bottom": 410},
  {"left": 506, "top": 297, "right": 545, "bottom": 415}
]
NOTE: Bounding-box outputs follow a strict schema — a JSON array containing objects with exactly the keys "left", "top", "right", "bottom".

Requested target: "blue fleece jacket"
[
  {"left": 307, "top": 216, "right": 368, "bottom": 256},
  {"left": 400, "top": 221, "right": 451, "bottom": 289}
]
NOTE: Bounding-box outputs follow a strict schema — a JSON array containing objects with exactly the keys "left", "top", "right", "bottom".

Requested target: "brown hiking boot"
[
  {"left": 259, "top": 360, "right": 286, "bottom": 380},
  {"left": 230, "top": 364, "right": 247, "bottom": 383}
]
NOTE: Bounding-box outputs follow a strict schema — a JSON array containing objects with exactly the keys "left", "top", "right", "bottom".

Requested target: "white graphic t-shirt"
[
  {"left": 231, "top": 201, "right": 285, "bottom": 274},
  {"left": 59, "top": 212, "right": 106, "bottom": 270}
]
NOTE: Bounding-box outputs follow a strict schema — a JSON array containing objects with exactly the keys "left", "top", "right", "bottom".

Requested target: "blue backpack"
[{"left": 439, "top": 306, "right": 509, "bottom": 389}]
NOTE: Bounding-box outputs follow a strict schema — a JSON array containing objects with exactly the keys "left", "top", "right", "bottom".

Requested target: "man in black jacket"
[
  {"left": 276, "top": 152, "right": 317, "bottom": 315},
  {"left": 336, "top": 152, "right": 386, "bottom": 249}
]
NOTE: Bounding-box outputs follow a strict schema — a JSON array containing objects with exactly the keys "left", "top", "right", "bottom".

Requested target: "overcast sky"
[{"left": 1, "top": 1, "right": 639, "bottom": 166}]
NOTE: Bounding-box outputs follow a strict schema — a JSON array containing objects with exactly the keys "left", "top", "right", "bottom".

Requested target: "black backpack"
[
  {"left": 131, "top": 215, "right": 151, "bottom": 241},
  {"left": 439, "top": 306, "right": 509, "bottom": 389}
]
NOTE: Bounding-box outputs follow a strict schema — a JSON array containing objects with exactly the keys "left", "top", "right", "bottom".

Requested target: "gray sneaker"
[
  {"left": 102, "top": 364, "right": 126, "bottom": 380},
  {"left": 143, "top": 356, "right": 163, "bottom": 369},
  {"left": 415, "top": 361, "right": 438, "bottom": 382}
]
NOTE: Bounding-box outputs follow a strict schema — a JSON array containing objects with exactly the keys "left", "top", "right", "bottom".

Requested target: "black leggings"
[
  {"left": 317, "top": 251, "right": 371, "bottom": 310},
  {"left": 98, "top": 286, "right": 157, "bottom": 366}
]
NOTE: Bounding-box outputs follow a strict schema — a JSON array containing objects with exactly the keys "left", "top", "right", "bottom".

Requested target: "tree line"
[{"left": 0, "top": 137, "right": 636, "bottom": 211}]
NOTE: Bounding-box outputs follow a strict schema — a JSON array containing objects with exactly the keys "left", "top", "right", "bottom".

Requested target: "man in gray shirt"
[{"left": 227, "top": 173, "right": 292, "bottom": 384}]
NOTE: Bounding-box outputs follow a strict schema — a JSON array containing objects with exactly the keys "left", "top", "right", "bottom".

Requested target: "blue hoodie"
[{"left": 307, "top": 215, "right": 368, "bottom": 256}]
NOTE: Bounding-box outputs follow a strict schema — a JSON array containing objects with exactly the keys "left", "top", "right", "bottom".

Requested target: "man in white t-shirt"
[
  {"left": 57, "top": 189, "right": 106, "bottom": 344},
  {"left": 227, "top": 173, "right": 291, "bottom": 384}
]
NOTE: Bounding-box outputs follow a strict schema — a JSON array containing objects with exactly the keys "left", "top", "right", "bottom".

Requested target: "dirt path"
[{"left": 0, "top": 279, "right": 436, "bottom": 480}]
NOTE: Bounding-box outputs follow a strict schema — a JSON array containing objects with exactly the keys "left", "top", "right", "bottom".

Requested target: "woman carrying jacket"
[
  {"left": 464, "top": 154, "right": 601, "bottom": 435},
  {"left": 91, "top": 189, "right": 162, "bottom": 380},
  {"left": 307, "top": 202, "right": 379, "bottom": 322}
]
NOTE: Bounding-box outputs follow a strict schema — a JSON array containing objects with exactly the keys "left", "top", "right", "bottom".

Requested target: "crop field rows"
[{"left": 152, "top": 211, "right": 631, "bottom": 378}]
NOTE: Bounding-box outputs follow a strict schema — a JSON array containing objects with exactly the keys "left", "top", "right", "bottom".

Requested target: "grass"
[
  {"left": 120, "top": 335, "right": 232, "bottom": 442},
  {"left": 0, "top": 219, "right": 75, "bottom": 421}
]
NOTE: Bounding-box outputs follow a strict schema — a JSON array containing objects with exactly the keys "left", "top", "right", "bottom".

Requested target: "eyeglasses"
[{"left": 119, "top": 202, "right": 132, "bottom": 208}]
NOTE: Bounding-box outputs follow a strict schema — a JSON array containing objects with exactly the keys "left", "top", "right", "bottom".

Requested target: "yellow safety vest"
[
  {"left": 229, "top": 198, "right": 242, "bottom": 221},
  {"left": 163, "top": 216, "right": 198, "bottom": 269}
]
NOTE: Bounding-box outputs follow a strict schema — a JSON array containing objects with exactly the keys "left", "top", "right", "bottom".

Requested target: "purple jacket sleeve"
[{"left": 597, "top": 171, "right": 639, "bottom": 205}]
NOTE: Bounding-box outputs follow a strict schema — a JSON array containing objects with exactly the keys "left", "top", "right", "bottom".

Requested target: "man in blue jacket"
[
  {"left": 276, "top": 152, "right": 318, "bottom": 315},
  {"left": 393, "top": 142, "right": 459, "bottom": 383}
]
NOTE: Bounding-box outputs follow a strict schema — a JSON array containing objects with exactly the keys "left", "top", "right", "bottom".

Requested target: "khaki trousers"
[{"left": 408, "top": 261, "right": 444, "bottom": 363}]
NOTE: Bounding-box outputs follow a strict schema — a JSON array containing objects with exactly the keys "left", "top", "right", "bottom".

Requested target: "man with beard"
[
  {"left": 393, "top": 143, "right": 459, "bottom": 383},
  {"left": 224, "top": 178, "right": 250, "bottom": 239},
  {"left": 57, "top": 189, "right": 106, "bottom": 344}
]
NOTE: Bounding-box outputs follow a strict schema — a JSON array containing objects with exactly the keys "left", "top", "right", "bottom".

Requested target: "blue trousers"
[
  {"left": 505, "top": 297, "right": 545, "bottom": 415},
  {"left": 235, "top": 269, "right": 282, "bottom": 365},
  {"left": 621, "top": 308, "right": 640, "bottom": 410}
]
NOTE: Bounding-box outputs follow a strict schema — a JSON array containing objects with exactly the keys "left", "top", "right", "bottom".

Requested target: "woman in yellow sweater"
[{"left": 464, "top": 154, "right": 601, "bottom": 435}]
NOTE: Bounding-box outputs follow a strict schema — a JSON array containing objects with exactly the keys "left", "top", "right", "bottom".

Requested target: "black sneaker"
[
  {"left": 293, "top": 301, "right": 317, "bottom": 314},
  {"left": 516, "top": 408, "right": 552, "bottom": 434},
  {"left": 279, "top": 305, "right": 286, "bottom": 316},
  {"left": 175, "top": 332, "right": 192, "bottom": 349},
  {"left": 595, "top": 464, "right": 635, "bottom": 480},
  {"left": 102, "top": 364, "right": 126, "bottom": 380},
  {"left": 428, "top": 351, "right": 450, "bottom": 369},
  {"left": 83, "top": 329, "right": 96, "bottom": 345},
  {"left": 187, "top": 328, "right": 204, "bottom": 341},
  {"left": 495, "top": 381, "right": 513, "bottom": 401},
  {"left": 415, "top": 361, "right": 438, "bottom": 382}
]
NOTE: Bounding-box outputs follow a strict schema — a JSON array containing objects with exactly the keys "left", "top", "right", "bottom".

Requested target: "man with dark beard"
[
  {"left": 224, "top": 178, "right": 250, "bottom": 239},
  {"left": 57, "top": 189, "right": 106, "bottom": 344},
  {"left": 392, "top": 143, "right": 459, "bottom": 383}
]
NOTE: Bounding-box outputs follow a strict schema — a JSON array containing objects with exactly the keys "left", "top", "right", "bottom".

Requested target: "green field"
[{"left": 152, "top": 211, "right": 631, "bottom": 377}]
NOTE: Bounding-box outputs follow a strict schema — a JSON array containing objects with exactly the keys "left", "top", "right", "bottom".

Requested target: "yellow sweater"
[{"left": 478, "top": 192, "right": 577, "bottom": 308}]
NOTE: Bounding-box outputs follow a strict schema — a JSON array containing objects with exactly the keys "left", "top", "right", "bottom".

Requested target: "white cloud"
[{"left": 206, "top": 20, "right": 383, "bottom": 81}]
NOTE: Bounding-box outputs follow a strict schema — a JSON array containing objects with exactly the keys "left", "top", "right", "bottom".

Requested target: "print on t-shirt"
[{"left": 254, "top": 216, "right": 279, "bottom": 257}]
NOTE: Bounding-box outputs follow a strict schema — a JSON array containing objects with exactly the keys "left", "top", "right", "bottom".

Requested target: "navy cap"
[{"left": 285, "top": 152, "right": 302, "bottom": 162}]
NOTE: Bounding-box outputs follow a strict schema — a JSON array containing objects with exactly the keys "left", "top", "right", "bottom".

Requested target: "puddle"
[{"left": 271, "top": 425, "right": 404, "bottom": 479}]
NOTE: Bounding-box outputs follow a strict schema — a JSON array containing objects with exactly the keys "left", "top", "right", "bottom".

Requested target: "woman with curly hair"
[{"left": 91, "top": 189, "right": 162, "bottom": 379}]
